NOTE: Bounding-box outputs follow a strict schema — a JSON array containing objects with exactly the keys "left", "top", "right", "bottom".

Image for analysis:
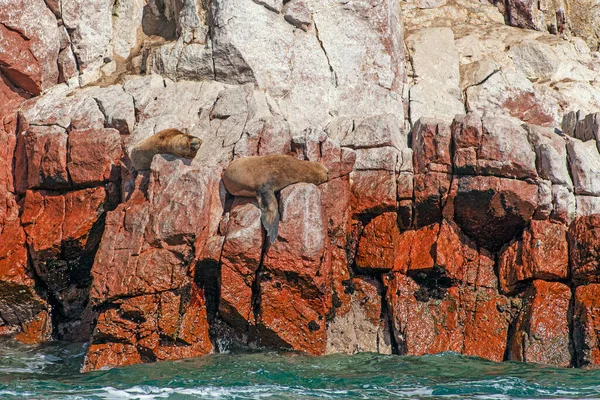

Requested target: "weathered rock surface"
[
  {"left": 498, "top": 220, "right": 568, "bottom": 294},
  {"left": 508, "top": 281, "right": 572, "bottom": 367},
  {"left": 2, "top": 0, "right": 600, "bottom": 373}
]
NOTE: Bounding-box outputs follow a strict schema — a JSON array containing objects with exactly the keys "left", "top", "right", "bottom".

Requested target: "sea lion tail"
[{"left": 257, "top": 184, "right": 280, "bottom": 245}]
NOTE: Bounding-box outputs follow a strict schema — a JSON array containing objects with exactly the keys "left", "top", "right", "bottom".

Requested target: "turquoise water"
[{"left": 1, "top": 339, "right": 600, "bottom": 399}]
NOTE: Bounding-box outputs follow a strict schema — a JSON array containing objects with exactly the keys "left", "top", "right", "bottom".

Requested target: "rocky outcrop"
[{"left": 1, "top": 0, "right": 600, "bottom": 373}]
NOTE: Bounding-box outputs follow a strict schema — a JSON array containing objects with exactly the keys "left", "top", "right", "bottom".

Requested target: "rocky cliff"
[{"left": 1, "top": 0, "right": 600, "bottom": 371}]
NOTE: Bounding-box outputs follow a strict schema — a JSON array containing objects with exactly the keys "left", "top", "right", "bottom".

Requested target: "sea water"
[{"left": 0, "top": 338, "right": 599, "bottom": 399}]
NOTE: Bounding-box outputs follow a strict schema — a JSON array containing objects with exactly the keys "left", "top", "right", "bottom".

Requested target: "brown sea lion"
[
  {"left": 222, "top": 154, "right": 329, "bottom": 244},
  {"left": 129, "top": 128, "right": 202, "bottom": 170}
]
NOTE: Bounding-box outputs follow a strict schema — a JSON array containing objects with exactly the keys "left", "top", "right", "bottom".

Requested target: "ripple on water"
[{"left": 0, "top": 339, "right": 599, "bottom": 399}]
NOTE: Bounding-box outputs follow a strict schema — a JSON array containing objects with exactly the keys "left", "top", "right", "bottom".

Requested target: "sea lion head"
[{"left": 157, "top": 128, "right": 202, "bottom": 159}]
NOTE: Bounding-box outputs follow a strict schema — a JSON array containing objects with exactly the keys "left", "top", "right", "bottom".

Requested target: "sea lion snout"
[
  {"left": 171, "top": 133, "right": 202, "bottom": 158},
  {"left": 190, "top": 137, "right": 202, "bottom": 152}
]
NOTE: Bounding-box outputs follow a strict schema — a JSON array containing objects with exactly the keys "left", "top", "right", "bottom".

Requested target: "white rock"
[
  {"left": 62, "top": 0, "right": 113, "bottom": 76},
  {"left": 341, "top": 114, "right": 407, "bottom": 150},
  {"left": 525, "top": 125, "right": 572, "bottom": 188},
  {"left": 552, "top": 184, "right": 576, "bottom": 223},
  {"left": 90, "top": 85, "right": 136, "bottom": 135},
  {"left": 576, "top": 195, "right": 600, "bottom": 218},
  {"left": 112, "top": 0, "right": 144, "bottom": 59},
  {"left": 407, "top": 27, "right": 465, "bottom": 123},
  {"left": 567, "top": 138, "right": 600, "bottom": 196},
  {"left": 353, "top": 147, "right": 402, "bottom": 171},
  {"left": 212, "top": 0, "right": 405, "bottom": 133}
]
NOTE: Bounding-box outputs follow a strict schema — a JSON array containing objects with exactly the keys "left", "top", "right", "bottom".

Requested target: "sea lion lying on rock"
[
  {"left": 129, "top": 128, "right": 202, "bottom": 170},
  {"left": 223, "top": 154, "right": 329, "bottom": 244}
]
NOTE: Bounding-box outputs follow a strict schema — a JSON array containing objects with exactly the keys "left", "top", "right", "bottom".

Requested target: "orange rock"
[
  {"left": 574, "top": 284, "right": 600, "bottom": 367},
  {"left": 499, "top": 220, "right": 569, "bottom": 294},
  {"left": 394, "top": 221, "right": 491, "bottom": 285},
  {"left": 508, "top": 280, "right": 571, "bottom": 367},
  {"left": 256, "top": 276, "right": 327, "bottom": 355},
  {"left": 450, "top": 175, "right": 538, "bottom": 251},
  {"left": 219, "top": 198, "right": 262, "bottom": 333},
  {"left": 256, "top": 183, "right": 331, "bottom": 354},
  {"left": 569, "top": 215, "right": 600, "bottom": 285},
  {"left": 385, "top": 273, "right": 512, "bottom": 361},
  {"left": 13, "top": 310, "right": 52, "bottom": 345},
  {"left": 355, "top": 212, "right": 401, "bottom": 272},
  {"left": 83, "top": 282, "right": 212, "bottom": 372},
  {"left": 67, "top": 128, "right": 123, "bottom": 186},
  {"left": 350, "top": 170, "right": 397, "bottom": 215}
]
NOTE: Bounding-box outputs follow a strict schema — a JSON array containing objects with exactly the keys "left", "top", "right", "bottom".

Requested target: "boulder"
[
  {"left": 255, "top": 183, "right": 330, "bottom": 354},
  {"left": 569, "top": 214, "right": 600, "bottom": 285},
  {"left": 508, "top": 280, "right": 571, "bottom": 367},
  {"left": 574, "top": 284, "right": 600, "bottom": 367},
  {"left": 450, "top": 175, "right": 538, "bottom": 251},
  {"left": 384, "top": 273, "right": 513, "bottom": 362},
  {"left": 83, "top": 282, "right": 213, "bottom": 372},
  {"left": 498, "top": 220, "right": 569, "bottom": 294}
]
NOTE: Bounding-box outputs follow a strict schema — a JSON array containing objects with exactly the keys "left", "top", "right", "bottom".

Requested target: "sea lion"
[
  {"left": 129, "top": 128, "right": 202, "bottom": 170},
  {"left": 222, "top": 154, "right": 329, "bottom": 244}
]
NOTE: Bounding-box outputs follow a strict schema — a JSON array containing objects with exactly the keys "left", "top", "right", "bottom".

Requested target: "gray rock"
[
  {"left": 283, "top": 0, "right": 312, "bottom": 30},
  {"left": 341, "top": 114, "right": 407, "bottom": 150},
  {"left": 90, "top": 85, "right": 136, "bottom": 135},
  {"left": 526, "top": 124, "right": 572, "bottom": 188},
  {"left": 567, "top": 138, "right": 600, "bottom": 196},
  {"left": 62, "top": 0, "right": 113, "bottom": 81}
]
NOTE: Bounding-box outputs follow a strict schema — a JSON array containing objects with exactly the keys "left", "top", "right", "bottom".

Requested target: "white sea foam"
[{"left": 98, "top": 385, "right": 280, "bottom": 399}]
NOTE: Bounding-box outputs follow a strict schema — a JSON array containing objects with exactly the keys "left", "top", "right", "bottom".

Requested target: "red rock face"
[
  {"left": 450, "top": 175, "right": 538, "bottom": 251},
  {"left": 0, "top": 0, "right": 60, "bottom": 95},
  {"left": 90, "top": 160, "right": 218, "bottom": 305},
  {"left": 412, "top": 119, "right": 452, "bottom": 226},
  {"left": 355, "top": 212, "right": 401, "bottom": 272},
  {"left": 384, "top": 273, "right": 512, "bottom": 361},
  {"left": 219, "top": 198, "right": 262, "bottom": 333},
  {"left": 499, "top": 220, "right": 569, "bottom": 294},
  {"left": 350, "top": 169, "right": 397, "bottom": 215},
  {"left": 0, "top": 107, "right": 50, "bottom": 343},
  {"left": 508, "top": 280, "right": 571, "bottom": 367},
  {"left": 21, "top": 187, "right": 107, "bottom": 336},
  {"left": 255, "top": 183, "right": 331, "bottom": 355},
  {"left": 67, "top": 129, "right": 123, "bottom": 186},
  {"left": 569, "top": 215, "right": 600, "bottom": 285},
  {"left": 573, "top": 284, "right": 600, "bottom": 367},
  {"left": 83, "top": 282, "right": 213, "bottom": 372},
  {"left": 389, "top": 221, "right": 497, "bottom": 288},
  {"left": 83, "top": 157, "right": 221, "bottom": 369},
  {"left": 18, "top": 126, "right": 70, "bottom": 192}
]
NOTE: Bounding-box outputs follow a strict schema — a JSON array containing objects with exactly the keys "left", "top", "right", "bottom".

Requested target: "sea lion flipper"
[{"left": 257, "top": 184, "right": 279, "bottom": 244}]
